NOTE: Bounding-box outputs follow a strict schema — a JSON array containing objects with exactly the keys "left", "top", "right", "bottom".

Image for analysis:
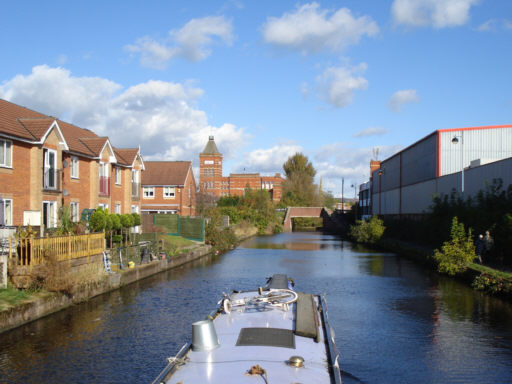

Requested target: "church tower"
[{"left": 199, "top": 136, "right": 223, "bottom": 196}]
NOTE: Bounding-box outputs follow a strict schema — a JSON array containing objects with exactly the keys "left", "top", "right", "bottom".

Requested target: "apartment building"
[
  {"left": 0, "top": 99, "right": 144, "bottom": 228},
  {"left": 141, "top": 161, "right": 196, "bottom": 216}
]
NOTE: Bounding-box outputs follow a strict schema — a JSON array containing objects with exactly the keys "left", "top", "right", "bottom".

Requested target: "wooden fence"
[{"left": 8, "top": 232, "right": 106, "bottom": 269}]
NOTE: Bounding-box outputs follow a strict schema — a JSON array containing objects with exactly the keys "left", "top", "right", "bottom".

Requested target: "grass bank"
[{"left": 377, "top": 237, "right": 512, "bottom": 300}]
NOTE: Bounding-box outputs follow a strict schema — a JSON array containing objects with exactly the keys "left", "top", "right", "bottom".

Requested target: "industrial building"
[{"left": 370, "top": 125, "right": 512, "bottom": 217}]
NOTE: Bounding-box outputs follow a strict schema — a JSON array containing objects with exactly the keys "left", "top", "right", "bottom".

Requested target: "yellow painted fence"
[{"left": 9, "top": 232, "right": 106, "bottom": 268}]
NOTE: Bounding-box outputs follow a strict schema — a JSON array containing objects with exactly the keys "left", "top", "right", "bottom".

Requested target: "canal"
[{"left": 1, "top": 232, "right": 512, "bottom": 383}]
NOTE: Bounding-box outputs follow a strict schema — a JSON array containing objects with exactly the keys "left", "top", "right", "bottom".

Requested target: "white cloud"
[
  {"left": 0, "top": 65, "right": 246, "bottom": 163},
  {"left": 316, "top": 63, "right": 368, "bottom": 108},
  {"left": 477, "top": 19, "right": 512, "bottom": 32},
  {"left": 353, "top": 127, "right": 388, "bottom": 138},
  {"left": 313, "top": 142, "right": 402, "bottom": 195},
  {"left": 262, "top": 2, "right": 378, "bottom": 55},
  {"left": 387, "top": 89, "right": 419, "bottom": 112},
  {"left": 233, "top": 142, "right": 303, "bottom": 174},
  {"left": 391, "top": 0, "right": 480, "bottom": 28},
  {"left": 125, "top": 15, "right": 233, "bottom": 68}
]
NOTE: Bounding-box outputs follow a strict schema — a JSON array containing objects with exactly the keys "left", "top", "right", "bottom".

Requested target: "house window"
[
  {"left": 115, "top": 203, "right": 121, "bottom": 214},
  {"left": 70, "top": 202, "right": 79, "bottom": 222},
  {"left": 43, "top": 148, "right": 57, "bottom": 189},
  {"left": 70, "top": 156, "right": 79, "bottom": 178},
  {"left": 98, "top": 203, "right": 108, "bottom": 211},
  {"left": 115, "top": 167, "right": 122, "bottom": 185},
  {"left": 143, "top": 187, "right": 154, "bottom": 198},
  {"left": 1, "top": 198, "right": 12, "bottom": 226},
  {"left": 0, "top": 139, "right": 12, "bottom": 167},
  {"left": 131, "top": 169, "right": 139, "bottom": 198},
  {"left": 42, "top": 201, "right": 57, "bottom": 228},
  {"left": 99, "top": 162, "right": 110, "bottom": 196},
  {"left": 131, "top": 205, "right": 139, "bottom": 213},
  {"left": 163, "top": 187, "right": 175, "bottom": 198}
]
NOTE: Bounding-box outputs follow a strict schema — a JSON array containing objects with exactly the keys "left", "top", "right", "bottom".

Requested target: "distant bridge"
[{"left": 283, "top": 207, "right": 334, "bottom": 232}]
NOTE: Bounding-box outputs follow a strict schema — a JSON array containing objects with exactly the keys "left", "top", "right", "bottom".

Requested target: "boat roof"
[{"left": 164, "top": 290, "right": 334, "bottom": 383}]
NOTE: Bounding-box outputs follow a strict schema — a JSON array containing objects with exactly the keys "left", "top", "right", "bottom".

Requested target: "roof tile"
[{"left": 142, "top": 161, "right": 191, "bottom": 186}]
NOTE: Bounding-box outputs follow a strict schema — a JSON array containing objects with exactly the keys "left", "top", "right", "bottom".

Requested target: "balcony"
[
  {"left": 131, "top": 182, "right": 140, "bottom": 200},
  {"left": 43, "top": 168, "right": 62, "bottom": 192},
  {"left": 99, "top": 176, "right": 111, "bottom": 196}
]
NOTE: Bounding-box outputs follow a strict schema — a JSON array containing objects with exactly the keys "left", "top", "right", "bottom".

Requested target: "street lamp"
[
  {"left": 452, "top": 132, "right": 464, "bottom": 198},
  {"left": 351, "top": 183, "right": 357, "bottom": 219}
]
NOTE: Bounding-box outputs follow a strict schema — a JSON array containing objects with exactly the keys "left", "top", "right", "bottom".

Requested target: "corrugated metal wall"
[
  {"left": 372, "top": 157, "right": 512, "bottom": 215},
  {"left": 401, "top": 133, "right": 437, "bottom": 185},
  {"left": 440, "top": 127, "right": 512, "bottom": 176}
]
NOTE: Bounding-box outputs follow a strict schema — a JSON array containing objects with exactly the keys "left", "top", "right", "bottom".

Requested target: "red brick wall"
[
  {"left": 0, "top": 140, "right": 31, "bottom": 225},
  {"left": 62, "top": 153, "right": 92, "bottom": 212}
]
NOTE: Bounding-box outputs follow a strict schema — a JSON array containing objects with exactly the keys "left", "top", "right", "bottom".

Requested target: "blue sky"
[{"left": 1, "top": 0, "right": 511, "bottom": 197}]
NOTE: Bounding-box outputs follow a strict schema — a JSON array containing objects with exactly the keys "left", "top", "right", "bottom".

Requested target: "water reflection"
[{"left": 1, "top": 232, "right": 512, "bottom": 384}]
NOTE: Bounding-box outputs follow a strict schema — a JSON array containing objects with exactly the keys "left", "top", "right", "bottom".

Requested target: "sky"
[{"left": 1, "top": 0, "right": 511, "bottom": 197}]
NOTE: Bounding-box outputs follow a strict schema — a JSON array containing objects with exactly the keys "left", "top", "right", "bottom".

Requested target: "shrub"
[
  {"left": 120, "top": 214, "right": 134, "bottom": 228},
  {"left": 89, "top": 209, "right": 106, "bottom": 232},
  {"left": 131, "top": 213, "right": 141, "bottom": 226},
  {"left": 110, "top": 214, "right": 121, "bottom": 231},
  {"left": 472, "top": 272, "right": 512, "bottom": 295},
  {"left": 349, "top": 215, "right": 385, "bottom": 244},
  {"left": 433, "top": 217, "right": 476, "bottom": 276}
]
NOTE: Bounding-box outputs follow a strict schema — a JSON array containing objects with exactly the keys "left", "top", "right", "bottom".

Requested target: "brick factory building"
[{"left": 199, "top": 136, "right": 283, "bottom": 201}]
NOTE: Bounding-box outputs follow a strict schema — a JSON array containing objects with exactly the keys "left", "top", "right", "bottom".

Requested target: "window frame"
[
  {"left": 70, "top": 202, "right": 79, "bottom": 222},
  {"left": 1, "top": 198, "right": 13, "bottom": 226},
  {"left": 163, "top": 186, "right": 175, "bottom": 199},
  {"left": 42, "top": 201, "right": 57, "bottom": 228},
  {"left": 70, "top": 156, "right": 79, "bottom": 179},
  {"left": 0, "top": 139, "right": 12, "bottom": 168},
  {"left": 143, "top": 186, "right": 155, "bottom": 198},
  {"left": 43, "top": 148, "right": 57, "bottom": 189},
  {"left": 115, "top": 167, "right": 122, "bottom": 185},
  {"left": 115, "top": 203, "right": 121, "bottom": 214}
]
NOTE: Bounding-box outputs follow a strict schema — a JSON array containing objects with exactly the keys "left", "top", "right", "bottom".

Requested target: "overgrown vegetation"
[
  {"left": 217, "top": 189, "right": 283, "bottom": 234},
  {"left": 433, "top": 217, "right": 476, "bottom": 276},
  {"left": 349, "top": 215, "right": 385, "bottom": 244},
  {"left": 384, "top": 179, "right": 512, "bottom": 267}
]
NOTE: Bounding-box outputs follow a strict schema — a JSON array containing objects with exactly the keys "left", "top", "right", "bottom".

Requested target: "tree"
[
  {"left": 433, "top": 217, "right": 476, "bottom": 276},
  {"left": 281, "top": 153, "right": 321, "bottom": 207},
  {"left": 120, "top": 214, "right": 135, "bottom": 245},
  {"left": 89, "top": 208, "right": 106, "bottom": 232},
  {"left": 349, "top": 215, "right": 385, "bottom": 244}
]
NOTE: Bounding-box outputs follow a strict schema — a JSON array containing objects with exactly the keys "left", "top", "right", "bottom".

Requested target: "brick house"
[
  {"left": 0, "top": 99, "right": 144, "bottom": 228},
  {"left": 199, "top": 136, "right": 283, "bottom": 201},
  {"left": 141, "top": 161, "right": 196, "bottom": 216}
]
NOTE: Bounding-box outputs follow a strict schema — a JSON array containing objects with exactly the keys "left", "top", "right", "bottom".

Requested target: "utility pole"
[{"left": 341, "top": 177, "right": 344, "bottom": 213}]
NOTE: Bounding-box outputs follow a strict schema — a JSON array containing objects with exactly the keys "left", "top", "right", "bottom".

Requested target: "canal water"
[{"left": 1, "top": 232, "right": 512, "bottom": 383}]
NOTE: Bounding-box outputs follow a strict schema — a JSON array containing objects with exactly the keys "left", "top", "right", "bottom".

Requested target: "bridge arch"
[{"left": 282, "top": 207, "right": 333, "bottom": 232}]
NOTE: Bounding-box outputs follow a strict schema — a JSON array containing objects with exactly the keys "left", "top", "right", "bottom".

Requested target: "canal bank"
[
  {"left": 0, "top": 244, "right": 211, "bottom": 334},
  {"left": 376, "top": 237, "right": 512, "bottom": 300}
]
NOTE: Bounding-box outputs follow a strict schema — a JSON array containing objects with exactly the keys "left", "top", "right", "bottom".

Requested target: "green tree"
[
  {"left": 281, "top": 153, "right": 321, "bottom": 207},
  {"left": 433, "top": 217, "right": 476, "bottom": 276},
  {"left": 131, "top": 213, "right": 141, "bottom": 226},
  {"left": 349, "top": 215, "right": 385, "bottom": 244},
  {"left": 89, "top": 208, "right": 106, "bottom": 232},
  {"left": 120, "top": 213, "right": 135, "bottom": 245}
]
